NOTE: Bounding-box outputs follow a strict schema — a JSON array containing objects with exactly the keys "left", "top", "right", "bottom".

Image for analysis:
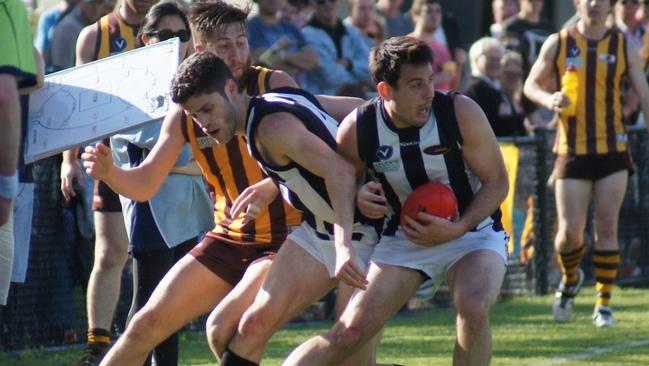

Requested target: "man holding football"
[{"left": 283, "top": 36, "right": 509, "bottom": 366}]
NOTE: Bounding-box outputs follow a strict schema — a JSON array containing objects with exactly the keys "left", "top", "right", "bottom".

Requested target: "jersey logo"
[
  {"left": 196, "top": 136, "right": 219, "bottom": 149},
  {"left": 599, "top": 54, "right": 616, "bottom": 64},
  {"left": 375, "top": 145, "right": 393, "bottom": 160},
  {"left": 566, "top": 57, "right": 583, "bottom": 68},
  {"left": 568, "top": 46, "right": 580, "bottom": 57},
  {"left": 372, "top": 159, "right": 400, "bottom": 173},
  {"left": 113, "top": 37, "right": 127, "bottom": 51},
  {"left": 399, "top": 141, "right": 419, "bottom": 147},
  {"left": 423, "top": 145, "right": 451, "bottom": 155}
]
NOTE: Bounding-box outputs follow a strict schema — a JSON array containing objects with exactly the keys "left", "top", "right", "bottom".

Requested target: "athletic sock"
[
  {"left": 593, "top": 249, "right": 620, "bottom": 308},
  {"left": 86, "top": 328, "right": 110, "bottom": 353},
  {"left": 221, "top": 348, "right": 259, "bottom": 366},
  {"left": 557, "top": 245, "right": 586, "bottom": 286}
]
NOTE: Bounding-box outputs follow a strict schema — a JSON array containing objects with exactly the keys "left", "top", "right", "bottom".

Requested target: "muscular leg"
[
  {"left": 282, "top": 263, "right": 423, "bottom": 366},
  {"left": 125, "top": 240, "right": 195, "bottom": 366},
  {"left": 99, "top": 254, "right": 232, "bottom": 366},
  {"left": 206, "top": 258, "right": 273, "bottom": 360},
  {"left": 591, "top": 170, "right": 627, "bottom": 312},
  {"left": 592, "top": 170, "right": 627, "bottom": 251},
  {"left": 554, "top": 179, "right": 592, "bottom": 254},
  {"left": 87, "top": 211, "right": 129, "bottom": 332},
  {"left": 447, "top": 250, "right": 506, "bottom": 366},
  {"left": 224, "top": 240, "right": 338, "bottom": 363},
  {"left": 554, "top": 178, "right": 592, "bottom": 289},
  {"left": 336, "top": 283, "right": 382, "bottom": 366}
]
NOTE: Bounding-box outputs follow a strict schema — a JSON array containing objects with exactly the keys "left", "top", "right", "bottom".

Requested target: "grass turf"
[{"left": 1, "top": 287, "right": 648, "bottom": 365}]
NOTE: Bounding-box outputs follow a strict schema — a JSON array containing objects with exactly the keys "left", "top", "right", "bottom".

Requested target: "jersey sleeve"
[{"left": 0, "top": 0, "right": 37, "bottom": 89}]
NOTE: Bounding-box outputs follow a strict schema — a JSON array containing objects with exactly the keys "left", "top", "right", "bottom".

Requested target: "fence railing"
[
  {"left": 2, "top": 126, "right": 649, "bottom": 351},
  {"left": 501, "top": 125, "right": 649, "bottom": 296}
]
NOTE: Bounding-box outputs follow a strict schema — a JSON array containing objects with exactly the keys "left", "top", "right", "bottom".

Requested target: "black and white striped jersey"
[
  {"left": 245, "top": 87, "right": 370, "bottom": 237},
  {"left": 356, "top": 92, "right": 503, "bottom": 236}
]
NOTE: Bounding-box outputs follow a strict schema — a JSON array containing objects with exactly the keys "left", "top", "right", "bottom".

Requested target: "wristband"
[{"left": 0, "top": 172, "right": 18, "bottom": 199}]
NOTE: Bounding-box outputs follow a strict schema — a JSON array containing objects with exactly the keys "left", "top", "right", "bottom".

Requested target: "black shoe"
[{"left": 75, "top": 346, "right": 107, "bottom": 366}]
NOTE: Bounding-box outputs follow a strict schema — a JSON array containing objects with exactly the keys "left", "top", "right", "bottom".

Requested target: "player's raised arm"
[
  {"left": 81, "top": 104, "right": 187, "bottom": 202},
  {"left": 256, "top": 112, "right": 368, "bottom": 289}
]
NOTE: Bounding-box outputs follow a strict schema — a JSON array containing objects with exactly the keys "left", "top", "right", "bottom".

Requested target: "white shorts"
[
  {"left": 288, "top": 221, "right": 378, "bottom": 277},
  {"left": 371, "top": 224, "right": 508, "bottom": 298}
]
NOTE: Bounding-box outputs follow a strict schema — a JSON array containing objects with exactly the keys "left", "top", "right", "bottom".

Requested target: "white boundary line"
[{"left": 526, "top": 337, "right": 649, "bottom": 366}]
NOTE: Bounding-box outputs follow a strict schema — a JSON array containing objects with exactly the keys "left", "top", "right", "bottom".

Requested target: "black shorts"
[
  {"left": 554, "top": 152, "right": 634, "bottom": 181},
  {"left": 189, "top": 233, "right": 281, "bottom": 286},
  {"left": 92, "top": 180, "right": 122, "bottom": 212}
]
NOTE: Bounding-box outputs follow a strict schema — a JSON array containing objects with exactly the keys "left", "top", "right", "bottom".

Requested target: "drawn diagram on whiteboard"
[{"left": 26, "top": 38, "right": 180, "bottom": 163}]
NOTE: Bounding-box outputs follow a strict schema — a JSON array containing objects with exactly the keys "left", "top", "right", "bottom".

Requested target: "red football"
[{"left": 400, "top": 182, "right": 458, "bottom": 226}]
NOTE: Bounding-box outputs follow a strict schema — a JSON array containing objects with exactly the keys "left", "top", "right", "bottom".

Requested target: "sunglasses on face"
[
  {"left": 315, "top": 0, "right": 336, "bottom": 5},
  {"left": 148, "top": 29, "right": 190, "bottom": 42}
]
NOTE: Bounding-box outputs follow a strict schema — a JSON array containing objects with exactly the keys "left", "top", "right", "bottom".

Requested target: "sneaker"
[
  {"left": 593, "top": 306, "right": 616, "bottom": 328},
  {"left": 552, "top": 268, "right": 584, "bottom": 323},
  {"left": 75, "top": 346, "right": 107, "bottom": 366}
]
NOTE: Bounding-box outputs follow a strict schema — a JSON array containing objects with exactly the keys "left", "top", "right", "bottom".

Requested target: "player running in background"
[{"left": 524, "top": 0, "right": 649, "bottom": 327}]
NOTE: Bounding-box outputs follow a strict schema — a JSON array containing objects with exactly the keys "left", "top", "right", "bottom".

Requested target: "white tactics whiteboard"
[{"left": 25, "top": 38, "right": 180, "bottom": 163}]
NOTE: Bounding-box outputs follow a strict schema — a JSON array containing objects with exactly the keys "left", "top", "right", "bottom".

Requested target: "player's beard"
[{"left": 236, "top": 58, "right": 253, "bottom": 91}]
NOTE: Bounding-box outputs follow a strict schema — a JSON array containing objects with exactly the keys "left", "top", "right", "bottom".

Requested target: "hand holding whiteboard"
[{"left": 25, "top": 38, "right": 180, "bottom": 163}]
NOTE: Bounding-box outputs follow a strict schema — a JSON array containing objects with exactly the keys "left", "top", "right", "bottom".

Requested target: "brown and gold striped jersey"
[
  {"left": 554, "top": 27, "right": 629, "bottom": 155},
  {"left": 94, "top": 11, "right": 139, "bottom": 60},
  {"left": 181, "top": 66, "right": 302, "bottom": 245}
]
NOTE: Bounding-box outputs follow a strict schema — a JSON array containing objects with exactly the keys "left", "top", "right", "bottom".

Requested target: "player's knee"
[
  {"left": 559, "top": 227, "right": 583, "bottom": 247},
  {"left": 594, "top": 218, "right": 616, "bottom": 241},
  {"left": 328, "top": 322, "right": 365, "bottom": 351},
  {"left": 94, "top": 244, "right": 128, "bottom": 270},
  {"left": 455, "top": 295, "right": 491, "bottom": 326},
  {"left": 125, "top": 309, "right": 164, "bottom": 344},
  {"left": 238, "top": 307, "right": 272, "bottom": 340},
  {"left": 206, "top": 321, "right": 229, "bottom": 355},
  {"left": 94, "top": 251, "right": 127, "bottom": 270}
]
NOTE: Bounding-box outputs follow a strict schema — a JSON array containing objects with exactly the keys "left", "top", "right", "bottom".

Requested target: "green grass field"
[{"left": 2, "top": 287, "right": 648, "bottom": 365}]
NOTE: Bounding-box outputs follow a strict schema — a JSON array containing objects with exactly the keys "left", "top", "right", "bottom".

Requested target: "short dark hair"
[
  {"left": 137, "top": 1, "right": 190, "bottom": 47},
  {"left": 171, "top": 51, "right": 234, "bottom": 104},
  {"left": 189, "top": 0, "right": 249, "bottom": 45},
  {"left": 370, "top": 36, "right": 435, "bottom": 87}
]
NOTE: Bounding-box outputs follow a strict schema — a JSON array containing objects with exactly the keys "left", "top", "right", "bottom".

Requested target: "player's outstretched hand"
[
  {"left": 335, "top": 244, "right": 368, "bottom": 290},
  {"left": 81, "top": 143, "right": 114, "bottom": 182},
  {"left": 402, "top": 213, "right": 464, "bottom": 247},
  {"left": 230, "top": 177, "right": 280, "bottom": 225},
  {"left": 61, "top": 157, "right": 83, "bottom": 202},
  {"left": 357, "top": 181, "right": 387, "bottom": 219}
]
